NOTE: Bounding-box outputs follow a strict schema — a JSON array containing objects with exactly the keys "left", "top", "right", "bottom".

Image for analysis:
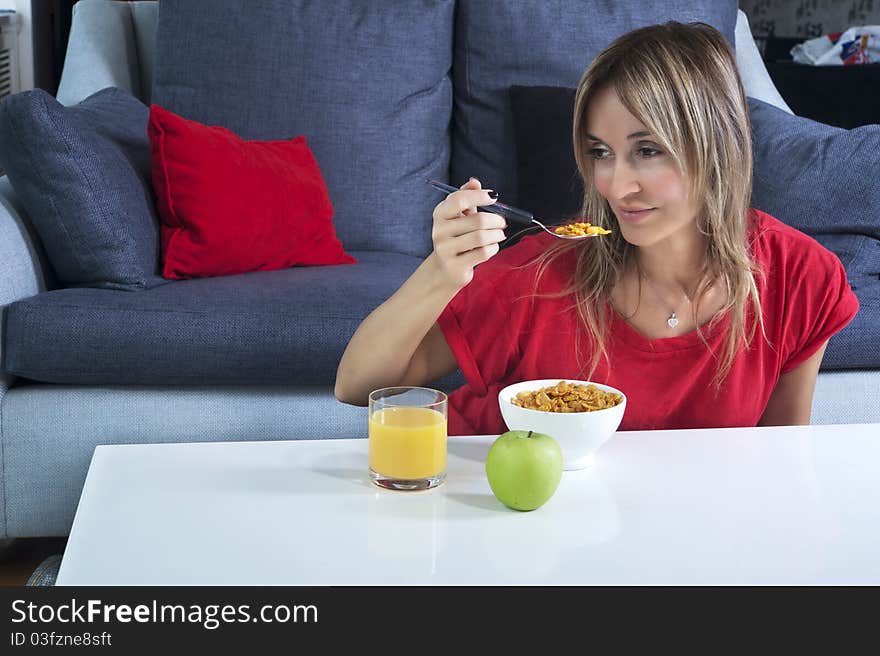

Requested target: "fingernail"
[
  {"left": 469, "top": 176, "right": 478, "bottom": 182},
  {"left": 488, "top": 191, "right": 499, "bottom": 199}
]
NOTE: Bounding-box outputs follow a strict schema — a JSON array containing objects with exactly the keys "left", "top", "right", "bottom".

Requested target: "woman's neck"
[{"left": 632, "top": 230, "right": 710, "bottom": 293}]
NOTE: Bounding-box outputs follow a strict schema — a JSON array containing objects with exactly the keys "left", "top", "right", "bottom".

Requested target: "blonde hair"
[{"left": 528, "top": 21, "right": 765, "bottom": 389}]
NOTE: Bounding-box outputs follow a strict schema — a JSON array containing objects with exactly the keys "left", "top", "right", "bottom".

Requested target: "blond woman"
[{"left": 335, "top": 21, "right": 859, "bottom": 433}]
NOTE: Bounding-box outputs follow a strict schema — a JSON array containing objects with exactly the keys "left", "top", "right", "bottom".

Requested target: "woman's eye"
[
  {"left": 638, "top": 147, "right": 662, "bottom": 158},
  {"left": 588, "top": 147, "right": 611, "bottom": 160}
]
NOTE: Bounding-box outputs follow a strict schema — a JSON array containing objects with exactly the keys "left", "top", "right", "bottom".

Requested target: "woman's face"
[{"left": 585, "top": 86, "right": 699, "bottom": 248}]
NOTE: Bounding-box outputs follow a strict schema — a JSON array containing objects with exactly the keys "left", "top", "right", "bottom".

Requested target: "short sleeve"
[{"left": 780, "top": 243, "right": 860, "bottom": 374}]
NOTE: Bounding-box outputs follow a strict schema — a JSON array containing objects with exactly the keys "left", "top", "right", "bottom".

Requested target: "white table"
[{"left": 57, "top": 423, "right": 880, "bottom": 585}]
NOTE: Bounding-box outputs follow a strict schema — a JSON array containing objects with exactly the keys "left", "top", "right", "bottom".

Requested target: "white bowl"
[{"left": 498, "top": 379, "right": 626, "bottom": 470}]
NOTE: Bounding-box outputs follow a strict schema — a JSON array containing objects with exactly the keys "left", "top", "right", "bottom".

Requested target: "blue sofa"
[{"left": 0, "top": 0, "right": 877, "bottom": 538}]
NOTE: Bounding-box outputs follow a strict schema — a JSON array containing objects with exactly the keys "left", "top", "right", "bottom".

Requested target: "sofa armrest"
[
  {"left": 0, "top": 176, "right": 52, "bottom": 394},
  {"left": 55, "top": 0, "right": 146, "bottom": 106},
  {"left": 0, "top": 178, "right": 52, "bottom": 539},
  {"left": 734, "top": 9, "right": 794, "bottom": 114}
]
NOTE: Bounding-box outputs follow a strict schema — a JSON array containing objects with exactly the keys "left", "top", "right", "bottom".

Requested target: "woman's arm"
[
  {"left": 334, "top": 180, "right": 506, "bottom": 405},
  {"left": 333, "top": 255, "right": 461, "bottom": 406},
  {"left": 757, "top": 340, "right": 828, "bottom": 426}
]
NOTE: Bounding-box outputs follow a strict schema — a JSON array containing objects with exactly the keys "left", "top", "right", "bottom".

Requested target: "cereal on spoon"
[{"left": 554, "top": 222, "right": 612, "bottom": 237}]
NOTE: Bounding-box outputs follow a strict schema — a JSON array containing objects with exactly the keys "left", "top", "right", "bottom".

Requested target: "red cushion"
[{"left": 148, "top": 104, "right": 356, "bottom": 279}]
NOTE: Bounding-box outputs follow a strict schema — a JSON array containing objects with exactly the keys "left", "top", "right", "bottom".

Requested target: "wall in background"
[{"left": 741, "top": 0, "right": 880, "bottom": 39}]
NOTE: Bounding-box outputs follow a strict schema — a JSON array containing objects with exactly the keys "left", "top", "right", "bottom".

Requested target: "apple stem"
[{"left": 527, "top": 430, "right": 533, "bottom": 439}]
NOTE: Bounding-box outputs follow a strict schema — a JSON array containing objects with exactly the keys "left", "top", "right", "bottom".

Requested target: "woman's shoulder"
[
  {"left": 746, "top": 210, "right": 859, "bottom": 367},
  {"left": 747, "top": 208, "right": 845, "bottom": 275}
]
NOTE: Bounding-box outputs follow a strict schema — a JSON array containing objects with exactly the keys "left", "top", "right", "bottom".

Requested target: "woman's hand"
[
  {"left": 430, "top": 177, "right": 507, "bottom": 289},
  {"left": 335, "top": 178, "right": 503, "bottom": 404}
]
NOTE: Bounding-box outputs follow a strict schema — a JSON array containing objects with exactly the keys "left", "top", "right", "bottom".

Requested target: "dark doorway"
[{"left": 32, "top": 0, "right": 76, "bottom": 95}]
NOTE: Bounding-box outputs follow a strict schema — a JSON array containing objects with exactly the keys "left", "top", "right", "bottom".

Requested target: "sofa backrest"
[
  {"left": 151, "top": 0, "right": 454, "bottom": 258},
  {"left": 56, "top": 0, "right": 158, "bottom": 106},
  {"left": 59, "top": 2, "right": 791, "bottom": 114},
  {"left": 56, "top": 1, "right": 791, "bottom": 256},
  {"left": 450, "top": 1, "right": 739, "bottom": 208}
]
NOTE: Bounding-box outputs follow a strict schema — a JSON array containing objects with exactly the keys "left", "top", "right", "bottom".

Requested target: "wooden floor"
[{"left": 0, "top": 538, "right": 67, "bottom": 586}]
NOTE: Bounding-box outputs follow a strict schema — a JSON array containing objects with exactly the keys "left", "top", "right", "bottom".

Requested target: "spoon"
[{"left": 426, "top": 179, "right": 602, "bottom": 240}]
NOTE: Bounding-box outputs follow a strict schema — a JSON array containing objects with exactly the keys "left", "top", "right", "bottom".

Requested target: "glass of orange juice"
[{"left": 369, "top": 387, "right": 447, "bottom": 491}]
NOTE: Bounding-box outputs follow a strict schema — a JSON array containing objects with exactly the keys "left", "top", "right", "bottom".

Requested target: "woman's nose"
[{"left": 608, "top": 161, "right": 641, "bottom": 199}]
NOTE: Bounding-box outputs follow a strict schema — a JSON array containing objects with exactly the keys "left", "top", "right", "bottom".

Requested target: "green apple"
[{"left": 485, "top": 430, "right": 563, "bottom": 511}]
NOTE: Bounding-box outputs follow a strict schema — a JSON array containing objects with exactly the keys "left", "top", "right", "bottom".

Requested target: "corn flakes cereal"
[
  {"left": 511, "top": 381, "right": 622, "bottom": 413},
  {"left": 553, "top": 222, "right": 612, "bottom": 237}
]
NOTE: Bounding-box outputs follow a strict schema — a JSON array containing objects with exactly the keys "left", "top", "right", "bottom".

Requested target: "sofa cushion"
[
  {"left": 510, "top": 85, "right": 585, "bottom": 229},
  {"left": 4, "top": 252, "right": 423, "bottom": 385},
  {"left": 747, "top": 97, "right": 880, "bottom": 245},
  {"left": 151, "top": 0, "right": 454, "bottom": 258},
  {"left": 747, "top": 97, "right": 880, "bottom": 369},
  {"left": 450, "top": 0, "right": 739, "bottom": 207},
  {"left": 819, "top": 259, "right": 879, "bottom": 369},
  {"left": 148, "top": 104, "right": 356, "bottom": 279},
  {"left": 0, "top": 87, "right": 163, "bottom": 290},
  {"left": 507, "top": 85, "right": 878, "bottom": 370}
]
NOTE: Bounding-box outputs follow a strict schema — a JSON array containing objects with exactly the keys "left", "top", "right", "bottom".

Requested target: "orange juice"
[{"left": 369, "top": 406, "right": 447, "bottom": 479}]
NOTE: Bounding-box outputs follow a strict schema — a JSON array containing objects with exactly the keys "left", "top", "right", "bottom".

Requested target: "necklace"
[{"left": 636, "top": 264, "right": 696, "bottom": 329}]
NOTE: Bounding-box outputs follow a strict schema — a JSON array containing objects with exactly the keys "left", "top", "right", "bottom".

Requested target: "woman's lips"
[{"left": 617, "top": 207, "right": 656, "bottom": 223}]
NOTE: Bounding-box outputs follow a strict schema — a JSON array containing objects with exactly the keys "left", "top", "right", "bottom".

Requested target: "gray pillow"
[
  {"left": 748, "top": 98, "right": 880, "bottom": 247},
  {"left": 748, "top": 96, "right": 880, "bottom": 279},
  {"left": 0, "top": 87, "right": 162, "bottom": 290},
  {"left": 151, "top": 0, "right": 454, "bottom": 258},
  {"left": 451, "top": 0, "right": 739, "bottom": 206},
  {"left": 749, "top": 97, "right": 879, "bottom": 370}
]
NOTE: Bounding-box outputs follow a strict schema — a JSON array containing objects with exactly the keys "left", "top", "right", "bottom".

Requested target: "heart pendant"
[{"left": 667, "top": 314, "right": 679, "bottom": 328}]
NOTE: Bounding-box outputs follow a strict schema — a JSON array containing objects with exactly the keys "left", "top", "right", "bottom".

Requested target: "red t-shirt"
[{"left": 436, "top": 209, "right": 860, "bottom": 435}]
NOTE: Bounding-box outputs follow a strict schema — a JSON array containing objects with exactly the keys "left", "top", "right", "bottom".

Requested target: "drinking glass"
[{"left": 368, "top": 387, "right": 448, "bottom": 491}]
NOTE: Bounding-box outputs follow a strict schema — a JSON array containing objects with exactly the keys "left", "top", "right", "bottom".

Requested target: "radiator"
[{"left": 0, "top": 12, "right": 20, "bottom": 102}]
